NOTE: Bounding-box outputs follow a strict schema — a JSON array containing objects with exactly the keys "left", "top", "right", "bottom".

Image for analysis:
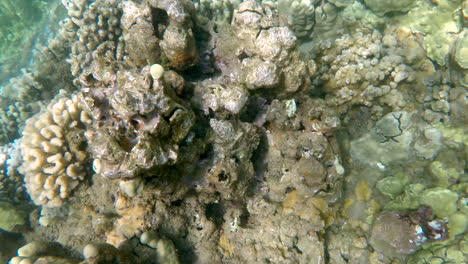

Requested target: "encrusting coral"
[{"left": 20, "top": 95, "right": 92, "bottom": 207}]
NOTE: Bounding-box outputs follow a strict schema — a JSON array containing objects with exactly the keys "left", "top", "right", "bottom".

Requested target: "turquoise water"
[{"left": 0, "top": 1, "right": 466, "bottom": 263}]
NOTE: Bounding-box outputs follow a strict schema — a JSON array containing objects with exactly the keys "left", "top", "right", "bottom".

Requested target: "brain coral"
[{"left": 20, "top": 95, "right": 92, "bottom": 207}]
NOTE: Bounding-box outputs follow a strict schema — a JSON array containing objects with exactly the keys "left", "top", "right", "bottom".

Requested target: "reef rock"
[
  {"left": 364, "top": 0, "right": 416, "bottom": 15},
  {"left": 83, "top": 66, "right": 195, "bottom": 179}
]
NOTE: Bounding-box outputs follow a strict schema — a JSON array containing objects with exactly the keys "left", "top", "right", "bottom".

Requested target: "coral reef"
[
  {"left": 0, "top": 0, "right": 466, "bottom": 263},
  {"left": 201, "top": 0, "right": 310, "bottom": 97},
  {"left": 64, "top": 0, "right": 198, "bottom": 86},
  {"left": 8, "top": 241, "right": 134, "bottom": 264},
  {"left": 204, "top": 119, "right": 260, "bottom": 198},
  {"left": 193, "top": 0, "right": 328, "bottom": 40},
  {"left": 158, "top": 0, "right": 199, "bottom": 70},
  {"left": 9, "top": 241, "right": 76, "bottom": 264},
  {"left": 82, "top": 243, "right": 133, "bottom": 263},
  {"left": 120, "top": 1, "right": 160, "bottom": 67},
  {"left": 140, "top": 233, "right": 180, "bottom": 264}
]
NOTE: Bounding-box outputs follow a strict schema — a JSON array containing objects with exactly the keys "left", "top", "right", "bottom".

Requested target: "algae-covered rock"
[
  {"left": 364, "top": 0, "right": 416, "bottom": 15},
  {"left": 328, "top": 0, "right": 355, "bottom": 7},
  {"left": 429, "top": 160, "right": 463, "bottom": 187},
  {"left": 0, "top": 201, "right": 27, "bottom": 232},
  {"left": 326, "top": 230, "right": 370, "bottom": 264},
  {"left": 155, "top": 238, "right": 180, "bottom": 264},
  {"left": 370, "top": 210, "right": 425, "bottom": 256},
  {"left": 342, "top": 1, "right": 385, "bottom": 28},
  {"left": 408, "top": 236, "right": 467, "bottom": 264},
  {"left": 350, "top": 111, "right": 413, "bottom": 166},
  {"left": 414, "top": 127, "right": 443, "bottom": 159},
  {"left": 453, "top": 30, "right": 468, "bottom": 69},
  {"left": 437, "top": 125, "right": 468, "bottom": 145},
  {"left": 448, "top": 212, "right": 467, "bottom": 237},
  {"left": 386, "top": 183, "right": 425, "bottom": 211},
  {"left": 463, "top": 0, "right": 468, "bottom": 25},
  {"left": 398, "top": 0, "right": 463, "bottom": 66},
  {"left": 371, "top": 207, "right": 450, "bottom": 258},
  {"left": 451, "top": 29, "right": 468, "bottom": 88},
  {"left": 376, "top": 177, "right": 405, "bottom": 199},
  {"left": 420, "top": 188, "right": 459, "bottom": 218}
]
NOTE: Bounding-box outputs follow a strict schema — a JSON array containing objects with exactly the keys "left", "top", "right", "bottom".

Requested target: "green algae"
[
  {"left": 0, "top": 201, "right": 28, "bottom": 232},
  {"left": 420, "top": 187, "right": 459, "bottom": 217},
  {"left": 376, "top": 176, "right": 407, "bottom": 199}
]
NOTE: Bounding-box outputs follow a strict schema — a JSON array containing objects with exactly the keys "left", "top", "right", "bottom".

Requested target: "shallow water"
[{"left": 0, "top": 1, "right": 466, "bottom": 263}]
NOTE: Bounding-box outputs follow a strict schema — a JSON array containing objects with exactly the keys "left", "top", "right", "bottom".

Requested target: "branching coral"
[
  {"left": 311, "top": 27, "right": 437, "bottom": 119},
  {"left": 62, "top": 0, "right": 124, "bottom": 87}
]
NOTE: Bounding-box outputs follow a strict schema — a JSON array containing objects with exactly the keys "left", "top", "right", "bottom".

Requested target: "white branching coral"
[{"left": 20, "top": 95, "right": 92, "bottom": 207}]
